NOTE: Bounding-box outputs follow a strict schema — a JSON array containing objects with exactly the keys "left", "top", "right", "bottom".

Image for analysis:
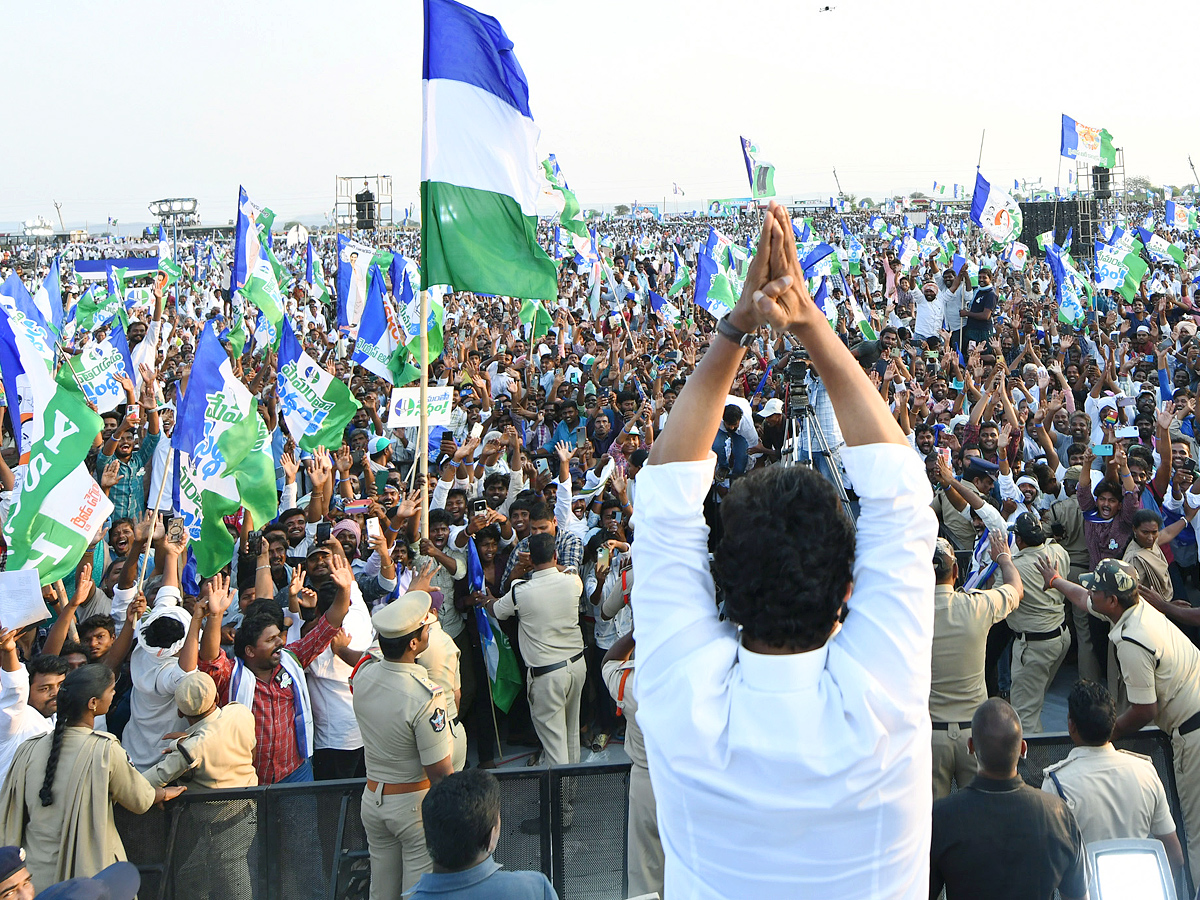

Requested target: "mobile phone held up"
[
  {"left": 470, "top": 498, "right": 489, "bottom": 517},
  {"left": 167, "top": 517, "right": 187, "bottom": 546},
  {"left": 1092, "top": 444, "right": 1114, "bottom": 457},
  {"left": 316, "top": 522, "right": 332, "bottom": 544},
  {"left": 366, "top": 517, "right": 382, "bottom": 541}
]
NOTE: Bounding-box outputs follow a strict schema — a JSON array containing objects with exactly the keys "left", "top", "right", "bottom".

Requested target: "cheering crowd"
[{"left": 0, "top": 195, "right": 1199, "bottom": 899}]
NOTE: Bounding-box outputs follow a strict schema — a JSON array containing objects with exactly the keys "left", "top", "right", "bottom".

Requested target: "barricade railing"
[{"left": 115, "top": 762, "right": 631, "bottom": 900}]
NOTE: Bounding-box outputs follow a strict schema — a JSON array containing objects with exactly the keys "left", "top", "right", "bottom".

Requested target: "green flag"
[{"left": 519, "top": 299, "right": 554, "bottom": 342}]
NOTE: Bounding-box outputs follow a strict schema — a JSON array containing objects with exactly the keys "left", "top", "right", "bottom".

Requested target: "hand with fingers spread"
[{"left": 202, "top": 572, "right": 234, "bottom": 618}]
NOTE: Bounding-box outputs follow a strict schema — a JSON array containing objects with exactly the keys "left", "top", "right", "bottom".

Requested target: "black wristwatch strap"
[{"left": 715, "top": 316, "right": 753, "bottom": 348}]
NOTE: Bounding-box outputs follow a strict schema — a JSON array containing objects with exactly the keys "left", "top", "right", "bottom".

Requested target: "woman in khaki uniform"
[{"left": 0, "top": 664, "right": 184, "bottom": 891}]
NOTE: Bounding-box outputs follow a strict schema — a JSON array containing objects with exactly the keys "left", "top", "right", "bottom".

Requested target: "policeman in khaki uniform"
[
  {"left": 929, "top": 535, "right": 1023, "bottom": 799},
  {"left": 1002, "top": 513, "right": 1072, "bottom": 734},
  {"left": 351, "top": 591, "right": 455, "bottom": 900},
  {"left": 1042, "top": 556, "right": 1200, "bottom": 875},
  {"left": 485, "top": 532, "right": 585, "bottom": 769},
  {"left": 1041, "top": 680, "right": 1184, "bottom": 871},
  {"left": 416, "top": 612, "right": 467, "bottom": 772}
]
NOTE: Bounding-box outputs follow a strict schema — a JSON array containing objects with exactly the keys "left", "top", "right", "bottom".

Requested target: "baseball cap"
[
  {"left": 35, "top": 862, "right": 140, "bottom": 900},
  {"left": 368, "top": 436, "right": 390, "bottom": 455},
  {"left": 1079, "top": 558, "right": 1140, "bottom": 598},
  {"left": 757, "top": 398, "right": 785, "bottom": 418},
  {"left": 1063, "top": 465, "right": 1083, "bottom": 483},
  {"left": 964, "top": 457, "right": 1000, "bottom": 480},
  {"left": 175, "top": 670, "right": 217, "bottom": 717},
  {"left": 1007, "top": 511, "right": 1045, "bottom": 546},
  {"left": 372, "top": 591, "right": 437, "bottom": 638},
  {"left": 0, "top": 847, "right": 24, "bottom": 883}
]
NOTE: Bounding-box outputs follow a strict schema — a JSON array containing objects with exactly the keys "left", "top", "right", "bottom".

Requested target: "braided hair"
[{"left": 39, "top": 664, "right": 114, "bottom": 807}]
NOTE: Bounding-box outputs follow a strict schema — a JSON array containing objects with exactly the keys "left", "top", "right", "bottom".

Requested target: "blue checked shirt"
[
  {"left": 501, "top": 530, "right": 585, "bottom": 594},
  {"left": 97, "top": 430, "right": 160, "bottom": 521}
]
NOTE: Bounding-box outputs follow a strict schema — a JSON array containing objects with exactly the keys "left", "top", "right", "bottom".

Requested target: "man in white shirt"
[
  {"left": 631, "top": 204, "right": 938, "bottom": 899},
  {"left": 0, "top": 638, "right": 65, "bottom": 785},
  {"left": 914, "top": 280, "right": 945, "bottom": 344}
]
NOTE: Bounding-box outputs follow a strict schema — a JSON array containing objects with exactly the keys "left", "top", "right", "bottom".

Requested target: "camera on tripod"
[{"left": 787, "top": 352, "right": 811, "bottom": 413}]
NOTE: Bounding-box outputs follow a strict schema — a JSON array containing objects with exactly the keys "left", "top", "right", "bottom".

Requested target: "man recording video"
[{"left": 631, "top": 202, "right": 939, "bottom": 898}]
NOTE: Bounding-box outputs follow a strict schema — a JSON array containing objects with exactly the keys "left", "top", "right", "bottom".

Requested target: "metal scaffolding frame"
[
  {"left": 1071, "top": 148, "right": 1127, "bottom": 261},
  {"left": 334, "top": 175, "right": 393, "bottom": 234}
]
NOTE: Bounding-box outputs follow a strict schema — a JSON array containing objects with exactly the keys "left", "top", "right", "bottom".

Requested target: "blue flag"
[
  {"left": 231, "top": 185, "right": 261, "bottom": 293},
  {"left": 36, "top": 257, "right": 63, "bottom": 334},
  {"left": 0, "top": 273, "right": 55, "bottom": 362}
]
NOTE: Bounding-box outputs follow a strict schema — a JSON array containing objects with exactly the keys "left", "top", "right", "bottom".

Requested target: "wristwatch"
[{"left": 715, "top": 315, "right": 754, "bottom": 348}]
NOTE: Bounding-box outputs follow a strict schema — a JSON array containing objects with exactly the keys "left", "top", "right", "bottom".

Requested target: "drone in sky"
[{"left": 817, "top": 5, "right": 837, "bottom": 10}]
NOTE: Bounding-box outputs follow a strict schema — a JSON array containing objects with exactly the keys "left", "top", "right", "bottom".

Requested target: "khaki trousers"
[
  {"left": 361, "top": 784, "right": 431, "bottom": 900},
  {"left": 528, "top": 656, "right": 586, "bottom": 767},
  {"left": 627, "top": 762, "right": 664, "bottom": 898},
  {"left": 1172, "top": 726, "right": 1200, "bottom": 887},
  {"left": 1010, "top": 628, "right": 1070, "bottom": 734},
  {"left": 931, "top": 723, "right": 976, "bottom": 800}
]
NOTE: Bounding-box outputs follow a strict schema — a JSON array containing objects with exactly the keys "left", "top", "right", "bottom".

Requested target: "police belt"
[
  {"left": 931, "top": 721, "right": 972, "bottom": 731},
  {"left": 1178, "top": 710, "right": 1200, "bottom": 737},
  {"left": 529, "top": 650, "right": 585, "bottom": 678},
  {"left": 1012, "top": 623, "right": 1067, "bottom": 642},
  {"left": 366, "top": 778, "right": 431, "bottom": 795}
]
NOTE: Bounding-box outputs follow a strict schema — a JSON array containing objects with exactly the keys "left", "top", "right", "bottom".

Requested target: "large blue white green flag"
[
  {"left": 1060, "top": 115, "right": 1116, "bottom": 168},
  {"left": 693, "top": 228, "right": 742, "bottom": 319},
  {"left": 352, "top": 268, "right": 406, "bottom": 383},
  {"left": 336, "top": 234, "right": 375, "bottom": 332},
  {"left": 237, "top": 248, "right": 286, "bottom": 347},
  {"left": 421, "top": 0, "right": 557, "bottom": 300},
  {"left": 306, "top": 241, "right": 332, "bottom": 305},
  {"left": 667, "top": 249, "right": 691, "bottom": 299},
  {"left": 172, "top": 323, "right": 276, "bottom": 577},
  {"left": 63, "top": 323, "right": 134, "bottom": 414},
  {"left": 740, "top": 136, "right": 776, "bottom": 199},
  {"left": 970, "top": 173, "right": 1022, "bottom": 244},
  {"left": 277, "top": 319, "right": 360, "bottom": 450},
  {"left": 0, "top": 274, "right": 55, "bottom": 366},
  {"left": 231, "top": 186, "right": 263, "bottom": 293},
  {"left": 34, "top": 258, "right": 63, "bottom": 335},
  {"left": 1166, "top": 201, "right": 1197, "bottom": 232},
  {"left": 1137, "top": 228, "right": 1186, "bottom": 265}
]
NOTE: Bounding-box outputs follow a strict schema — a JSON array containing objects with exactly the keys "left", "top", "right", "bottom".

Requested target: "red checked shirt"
[{"left": 201, "top": 615, "right": 338, "bottom": 784}]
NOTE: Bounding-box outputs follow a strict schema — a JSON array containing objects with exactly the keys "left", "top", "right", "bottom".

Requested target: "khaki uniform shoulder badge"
[{"left": 413, "top": 674, "right": 443, "bottom": 696}]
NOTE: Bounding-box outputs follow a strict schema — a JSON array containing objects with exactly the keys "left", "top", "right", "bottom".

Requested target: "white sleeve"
[
  {"left": 554, "top": 475, "right": 574, "bottom": 533},
  {"left": 996, "top": 471, "right": 1023, "bottom": 504},
  {"left": 431, "top": 477, "right": 451, "bottom": 512},
  {"left": 111, "top": 585, "right": 137, "bottom": 636},
  {"left": 0, "top": 667, "right": 31, "bottom": 740},
  {"left": 836, "top": 445, "right": 938, "bottom": 710},
  {"left": 279, "top": 480, "right": 298, "bottom": 512}
]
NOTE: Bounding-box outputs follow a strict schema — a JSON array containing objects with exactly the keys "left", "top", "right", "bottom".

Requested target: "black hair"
[
  {"left": 28, "top": 655, "right": 69, "bottom": 679},
  {"left": 714, "top": 465, "right": 854, "bottom": 650},
  {"left": 243, "top": 599, "right": 285, "bottom": 628},
  {"left": 421, "top": 769, "right": 501, "bottom": 870},
  {"left": 110, "top": 516, "right": 135, "bottom": 534},
  {"left": 528, "top": 532, "right": 556, "bottom": 566},
  {"left": 1127, "top": 445, "right": 1154, "bottom": 468},
  {"left": 428, "top": 508, "right": 453, "bottom": 529},
  {"left": 914, "top": 422, "right": 934, "bottom": 436},
  {"left": 279, "top": 507, "right": 307, "bottom": 523},
  {"left": 78, "top": 614, "right": 116, "bottom": 640},
  {"left": 527, "top": 500, "right": 553, "bottom": 524},
  {"left": 234, "top": 612, "right": 282, "bottom": 661},
  {"left": 60, "top": 640, "right": 88, "bottom": 660},
  {"left": 1068, "top": 680, "right": 1116, "bottom": 745},
  {"left": 473, "top": 525, "right": 502, "bottom": 547},
  {"left": 446, "top": 488, "right": 468, "bottom": 505},
  {"left": 142, "top": 615, "right": 186, "bottom": 649},
  {"left": 378, "top": 626, "right": 425, "bottom": 661},
  {"left": 1094, "top": 478, "right": 1123, "bottom": 501},
  {"left": 40, "top": 664, "right": 114, "bottom": 807},
  {"left": 1132, "top": 509, "right": 1164, "bottom": 529},
  {"left": 483, "top": 472, "right": 510, "bottom": 493}
]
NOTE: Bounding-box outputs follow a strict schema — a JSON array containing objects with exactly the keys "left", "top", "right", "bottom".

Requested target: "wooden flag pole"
[{"left": 419, "top": 288, "right": 430, "bottom": 539}]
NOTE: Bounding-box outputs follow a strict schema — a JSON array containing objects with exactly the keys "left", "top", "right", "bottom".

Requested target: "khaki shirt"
[
  {"left": 1041, "top": 743, "right": 1175, "bottom": 842},
  {"left": 416, "top": 621, "right": 462, "bottom": 720},
  {"left": 493, "top": 567, "right": 585, "bottom": 668},
  {"left": 932, "top": 491, "right": 977, "bottom": 552},
  {"left": 1004, "top": 541, "right": 1070, "bottom": 634},
  {"left": 930, "top": 583, "right": 1021, "bottom": 722},
  {"left": 1124, "top": 540, "right": 1173, "bottom": 603},
  {"left": 1109, "top": 600, "right": 1200, "bottom": 733},
  {"left": 141, "top": 703, "right": 258, "bottom": 789},
  {"left": 351, "top": 659, "right": 452, "bottom": 783},
  {"left": 1047, "top": 496, "right": 1089, "bottom": 572},
  {"left": 602, "top": 658, "right": 646, "bottom": 768}
]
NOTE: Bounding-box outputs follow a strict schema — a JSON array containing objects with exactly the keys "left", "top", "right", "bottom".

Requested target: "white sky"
[{"left": 3, "top": 0, "right": 1198, "bottom": 227}]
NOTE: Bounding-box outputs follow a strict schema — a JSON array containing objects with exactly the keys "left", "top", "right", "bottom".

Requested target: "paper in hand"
[{"left": 0, "top": 569, "right": 51, "bottom": 631}]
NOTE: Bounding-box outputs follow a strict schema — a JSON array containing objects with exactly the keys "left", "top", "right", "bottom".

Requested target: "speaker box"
[
  {"left": 1018, "top": 200, "right": 1097, "bottom": 258},
  {"left": 1092, "top": 167, "right": 1112, "bottom": 200}
]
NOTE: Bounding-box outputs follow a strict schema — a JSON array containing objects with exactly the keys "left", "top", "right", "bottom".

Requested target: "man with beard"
[
  {"left": 96, "top": 396, "right": 161, "bottom": 521},
  {"left": 755, "top": 398, "right": 785, "bottom": 462},
  {"left": 0, "top": 637, "right": 67, "bottom": 785}
]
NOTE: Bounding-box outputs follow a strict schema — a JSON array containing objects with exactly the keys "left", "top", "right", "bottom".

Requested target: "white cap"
[{"left": 757, "top": 398, "right": 784, "bottom": 417}]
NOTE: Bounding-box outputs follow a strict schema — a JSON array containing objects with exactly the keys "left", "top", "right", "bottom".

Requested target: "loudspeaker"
[
  {"left": 1018, "top": 200, "right": 1098, "bottom": 257},
  {"left": 355, "top": 187, "right": 376, "bottom": 230},
  {"left": 1092, "top": 166, "right": 1112, "bottom": 200}
]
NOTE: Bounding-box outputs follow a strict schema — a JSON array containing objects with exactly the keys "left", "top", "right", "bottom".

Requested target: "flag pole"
[
  {"left": 419, "top": 288, "right": 430, "bottom": 538},
  {"left": 136, "top": 449, "right": 172, "bottom": 591}
]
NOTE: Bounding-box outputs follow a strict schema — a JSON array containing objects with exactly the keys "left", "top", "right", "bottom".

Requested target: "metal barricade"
[{"left": 115, "top": 763, "right": 631, "bottom": 900}]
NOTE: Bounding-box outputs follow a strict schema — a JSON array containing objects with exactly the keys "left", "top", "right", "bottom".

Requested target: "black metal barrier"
[
  {"left": 116, "top": 730, "right": 1189, "bottom": 900},
  {"left": 114, "top": 762, "right": 632, "bottom": 900}
]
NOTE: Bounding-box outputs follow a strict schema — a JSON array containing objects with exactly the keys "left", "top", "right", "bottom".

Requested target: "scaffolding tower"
[
  {"left": 335, "top": 175, "right": 393, "bottom": 233},
  {"left": 1072, "top": 149, "right": 1127, "bottom": 261}
]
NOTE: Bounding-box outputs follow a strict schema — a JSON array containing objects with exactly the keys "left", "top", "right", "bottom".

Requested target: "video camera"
[{"left": 787, "top": 352, "right": 811, "bottom": 413}]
